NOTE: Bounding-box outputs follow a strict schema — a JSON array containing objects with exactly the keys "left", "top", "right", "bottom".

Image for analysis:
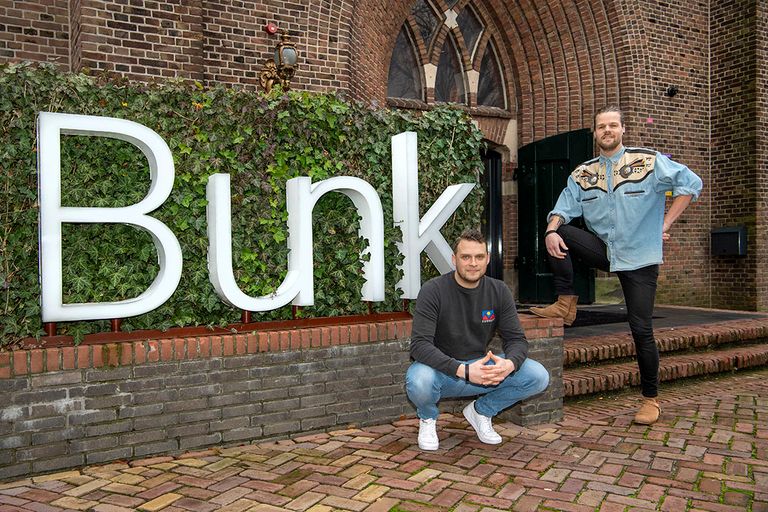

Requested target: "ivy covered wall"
[{"left": 0, "top": 63, "right": 484, "bottom": 348}]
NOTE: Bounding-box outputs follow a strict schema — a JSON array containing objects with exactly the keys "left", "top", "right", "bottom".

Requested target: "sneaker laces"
[
  {"left": 419, "top": 418, "right": 437, "bottom": 440},
  {"left": 475, "top": 414, "right": 496, "bottom": 436}
]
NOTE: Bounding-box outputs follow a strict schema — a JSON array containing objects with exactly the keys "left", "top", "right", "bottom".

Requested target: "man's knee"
[
  {"left": 557, "top": 224, "right": 580, "bottom": 239},
  {"left": 519, "top": 359, "right": 550, "bottom": 396},
  {"left": 405, "top": 362, "right": 439, "bottom": 402},
  {"left": 627, "top": 321, "right": 655, "bottom": 345}
]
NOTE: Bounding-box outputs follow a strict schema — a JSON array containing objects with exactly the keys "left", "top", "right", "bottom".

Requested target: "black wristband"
[
  {"left": 544, "top": 229, "right": 559, "bottom": 237},
  {"left": 464, "top": 363, "right": 470, "bottom": 382}
]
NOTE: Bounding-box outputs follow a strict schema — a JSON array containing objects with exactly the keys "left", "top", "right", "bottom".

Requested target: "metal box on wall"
[{"left": 711, "top": 225, "right": 747, "bottom": 256}]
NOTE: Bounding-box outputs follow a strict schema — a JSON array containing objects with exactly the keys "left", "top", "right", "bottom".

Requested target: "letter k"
[{"left": 391, "top": 131, "right": 474, "bottom": 299}]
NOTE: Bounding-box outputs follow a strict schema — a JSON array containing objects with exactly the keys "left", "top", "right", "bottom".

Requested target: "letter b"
[{"left": 37, "top": 113, "right": 182, "bottom": 322}]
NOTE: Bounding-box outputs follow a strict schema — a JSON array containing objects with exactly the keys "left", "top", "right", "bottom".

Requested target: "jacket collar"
[{"left": 599, "top": 145, "right": 626, "bottom": 164}]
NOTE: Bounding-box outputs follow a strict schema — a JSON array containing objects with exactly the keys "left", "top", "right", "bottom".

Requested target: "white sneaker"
[
  {"left": 418, "top": 418, "right": 439, "bottom": 451},
  {"left": 462, "top": 401, "right": 502, "bottom": 445}
]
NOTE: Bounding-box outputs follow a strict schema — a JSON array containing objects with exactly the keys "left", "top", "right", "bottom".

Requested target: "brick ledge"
[{"left": 0, "top": 315, "right": 561, "bottom": 378}]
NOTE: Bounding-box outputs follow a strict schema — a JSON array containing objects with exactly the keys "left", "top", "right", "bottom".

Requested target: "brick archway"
[
  {"left": 347, "top": 1, "right": 416, "bottom": 102},
  {"left": 348, "top": 0, "right": 629, "bottom": 142},
  {"left": 347, "top": 0, "right": 636, "bottom": 285}
]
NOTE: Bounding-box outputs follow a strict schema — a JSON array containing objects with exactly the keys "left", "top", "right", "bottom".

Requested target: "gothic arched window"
[
  {"left": 477, "top": 41, "right": 506, "bottom": 108},
  {"left": 387, "top": 0, "right": 508, "bottom": 111},
  {"left": 412, "top": 0, "right": 440, "bottom": 49},
  {"left": 435, "top": 34, "right": 466, "bottom": 104},
  {"left": 387, "top": 26, "right": 423, "bottom": 100},
  {"left": 457, "top": 5, "right": 483, "bottom": 59}
]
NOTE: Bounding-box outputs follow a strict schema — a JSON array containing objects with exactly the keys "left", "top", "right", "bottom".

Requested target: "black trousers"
[{"left": 548, "top": 225, "right": 660, "bottom": 397}]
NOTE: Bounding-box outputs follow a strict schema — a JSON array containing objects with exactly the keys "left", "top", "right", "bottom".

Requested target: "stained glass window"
[
  {"left": 412, "top": 0, "right": 440, "bottom": 48},
  {"left": 434, "top": 34, "right": 466, "bottom": 104},
  {"left": 477, "top": 42, "right": 505, "bottom": 108},
  {"left": 387, "top": 27, "right": 423, "bottom": 100},
  {"left": 457, "top": 5, "right": 483, "bottom": 58},
  {"left": 388, "top": 1, "right": 507, "bottom": 110}
]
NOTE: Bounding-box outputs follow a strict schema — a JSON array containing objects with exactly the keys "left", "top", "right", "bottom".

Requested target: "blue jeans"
[{"left": 405, "top": 356, "right": 550, "bottom": 420}]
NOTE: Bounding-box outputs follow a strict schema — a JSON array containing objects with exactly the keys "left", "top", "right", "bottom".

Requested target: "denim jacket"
[{"left": 548, "top": 146, "right": 703, "bottom": 271}]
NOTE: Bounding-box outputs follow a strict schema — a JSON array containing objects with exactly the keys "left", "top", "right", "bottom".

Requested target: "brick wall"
[
  {"left": 710, "top": 0, "right": 757, "bottom": 309},
  {"left": 0, "top": 0, "right": 354, "bottom": 90},
  {"left": 610, "top": 0, "right": 711, "bottom": 308},
  {"left": 0, "top": 0, "right": 69, "bottom": 67},
  {"left": 0, "top": 317, "right": 564, "bottom": 480},
  {"left": 347, "top": 0, "right": 411, "bottom": 103},
  {"left": 69, "top": 0, "right": 82, "bottom": 72},
  {"left": 502, "top": 160, "right": 517, "bottom": 282},
  {"left": 76, "top": 0, "right": 205, "bottom": 80},
  {"left": 497, "top": 0, "right": 620, "bottom": 145},
  {"left": 202, "top": 0, "right": 354, "bottom": 91},
  {"left": 756, "top": 2, "right": 768, "bottom": 311}
]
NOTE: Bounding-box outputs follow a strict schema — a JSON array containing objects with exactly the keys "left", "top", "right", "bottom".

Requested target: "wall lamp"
[
  {"left": 665, "top": 85, "right": 679, "bottom": 98},
  {"left": 260, "top": 23, "right": 299, "bottom": 93}
]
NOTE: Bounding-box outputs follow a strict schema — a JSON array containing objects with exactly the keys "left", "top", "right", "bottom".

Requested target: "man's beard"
[
  {"left": 598, "top": 136, "right": 621, "bottom": 153},
  {"left": 457, "top": 268, "right": 483, "bottom": 284}
]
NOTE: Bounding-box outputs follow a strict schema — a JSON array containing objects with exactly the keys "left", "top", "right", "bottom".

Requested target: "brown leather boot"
[
  {"left": 634, "top": 398, "right": 661, "bottom": 425},
  {"left": 530, "top": 295, "right": 578, "bottom": 326}
]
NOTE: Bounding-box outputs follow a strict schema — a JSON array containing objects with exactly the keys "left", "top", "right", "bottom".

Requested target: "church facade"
[{"left": 2, "top": 0, "right": 763, "bottom": 310}]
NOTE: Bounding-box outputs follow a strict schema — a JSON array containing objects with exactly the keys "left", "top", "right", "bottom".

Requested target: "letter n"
[{"left": 207, "top": 174, "right": 384, "bottom": 311}]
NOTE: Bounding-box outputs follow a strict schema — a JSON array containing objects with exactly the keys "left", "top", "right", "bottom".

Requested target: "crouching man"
[{"left": 406, "top": 229, "right": 550, "bottom": 450}]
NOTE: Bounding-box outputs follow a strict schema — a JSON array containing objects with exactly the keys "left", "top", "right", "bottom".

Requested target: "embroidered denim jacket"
[{"left": 548, "top": 146, "right": 703, "bottom": 271}]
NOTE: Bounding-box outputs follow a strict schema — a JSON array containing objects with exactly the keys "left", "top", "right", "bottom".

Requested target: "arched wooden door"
[{"left": 517, "top": 129, "right": 595, "bottom": 304}]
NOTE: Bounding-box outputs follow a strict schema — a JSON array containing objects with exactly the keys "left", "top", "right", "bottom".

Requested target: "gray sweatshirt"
[{"left": 409, "top": 272, "right": 529, "bottom": 376}]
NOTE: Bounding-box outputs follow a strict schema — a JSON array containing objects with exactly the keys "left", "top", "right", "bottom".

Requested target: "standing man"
[
  {"left": 530, "top": 106, "right": 702, "bottom": 425},
  {"left": 406, "top": 229, "right": 549, "bottom": 451}
]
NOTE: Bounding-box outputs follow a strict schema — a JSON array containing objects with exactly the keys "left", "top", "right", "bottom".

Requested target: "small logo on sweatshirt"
[{"left": 481, "top": 309, "right": 495, "bottom": 323}]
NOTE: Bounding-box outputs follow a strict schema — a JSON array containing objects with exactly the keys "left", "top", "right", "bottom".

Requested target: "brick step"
[
  {"left": 564, "top": 318, "right": 768, "bottom": 366},
  {"left": 563, "top": 342, "right": 768, "bottom": 397}
]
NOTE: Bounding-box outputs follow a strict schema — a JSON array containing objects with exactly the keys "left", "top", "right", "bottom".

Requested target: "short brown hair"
[
  {"left": 453, "top": 229, "right": 486, "bottom": 253},
  {"left": 595, "top": 105, "right": 624, "bottom": 126}
]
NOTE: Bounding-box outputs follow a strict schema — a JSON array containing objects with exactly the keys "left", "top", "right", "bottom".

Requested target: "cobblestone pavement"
[{"left": 1, "top": 368, "right": 766, "bottom": 512}]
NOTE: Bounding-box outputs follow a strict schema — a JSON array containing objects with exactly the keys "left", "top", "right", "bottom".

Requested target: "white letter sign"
[
  {"left": 37, "top": 112, "right": 183, "bottom": 322},
  {"left": 36, "top": 115, "right": 475, "bottom": 324},
  {"left": 391, "top": 131, "right": 474, "bottom": 299}
]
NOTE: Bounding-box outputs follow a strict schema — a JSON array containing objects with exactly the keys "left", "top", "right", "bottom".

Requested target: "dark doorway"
[
  {"left": 517, "top": 129, "right": 595, "bottom": 304},
  {"left": 481, "top": 148, "right": 503, "bottom": 280}
]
